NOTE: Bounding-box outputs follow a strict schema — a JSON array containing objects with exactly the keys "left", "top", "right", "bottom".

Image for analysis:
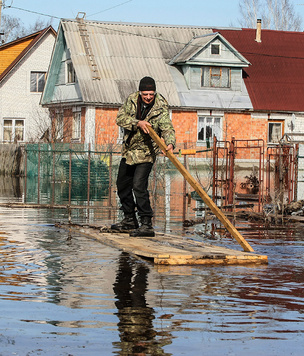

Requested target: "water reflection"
[{"left": 113, "top": 252, "right": 171, "bottom": 356}]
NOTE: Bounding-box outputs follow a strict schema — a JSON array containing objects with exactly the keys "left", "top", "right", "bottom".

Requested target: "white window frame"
[
  {"left": 3, "top": 119, "right": 25, "bottom": 143},
  {"left": 197, "top": 116, "right": 222, "bottom": 145},
  {"left": 117, "top": 127, "right": 124, "bottom": 144}
]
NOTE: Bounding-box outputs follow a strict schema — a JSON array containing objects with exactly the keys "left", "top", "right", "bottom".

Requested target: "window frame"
[
  {"left": 66, "top": 60, "right": 76, "bottom": 84},
  {"left": 117, "top": 126, "right": 124, "bottom": 144},
  {"left": 55, "top": 111, "right": 64, "bottom": 141},
  {"left": 190, "top": 66, "right": 231, "bottom": 89},
  {"left": 72, "top": 110, "right": 81, "bottom": 141},
  {"left": 203, "top": 66, "right": 231, "bottom": 88},
  {"left": 3, "top": 118, "right": 25, "bottom": 143},
  {"left": 30, "top": 71, "right": 46, "bottom": 93},
  {"left": 268, "top": 120, "right": 284, "bottom": 143},
  {"left": 197, "top": 115, "right": 222, "bottom": 145},
  {"left": 211, "top": 43, "right": 220, "bottom": 55}
]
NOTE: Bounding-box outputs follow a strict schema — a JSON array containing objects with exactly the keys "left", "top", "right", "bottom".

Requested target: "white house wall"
[{"left": 0, "top": 33, "right": 55, "bottom": 142}]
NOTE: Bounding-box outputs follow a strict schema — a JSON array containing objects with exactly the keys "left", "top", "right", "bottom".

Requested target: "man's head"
[{"left": 139, "top": 76, "right": 156, "bottom": 104}]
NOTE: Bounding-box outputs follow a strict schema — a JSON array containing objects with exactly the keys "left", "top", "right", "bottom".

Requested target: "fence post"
[
  {"left": 24, "top": 145, "right": 27, "bottom": 203},
  {"left": 182, "top": 141, "right": 188, "bottom": 222},
  {"left": 69, "top": 143, "right": 72, "bottom": 206},
  {"left": 87, "top": 143, "right": 91, "bottom": 206},
  {"left": 52, "top": 143, "right": 55, "bottom": 205},
  {"left": 38, "top": 143, "right": 40, "bottom": 204}
]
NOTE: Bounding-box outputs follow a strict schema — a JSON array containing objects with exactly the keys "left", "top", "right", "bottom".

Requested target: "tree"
[
  {"left": 0, "top": 14, "right": 52, "bottom": 44},
  {"left": 238, "top": 0, "right": 302, "bottom": 31}
]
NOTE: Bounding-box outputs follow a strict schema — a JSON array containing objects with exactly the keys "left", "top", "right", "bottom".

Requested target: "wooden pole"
[{"left": 148, "top": 127, "right": 254, "bottom": 252}]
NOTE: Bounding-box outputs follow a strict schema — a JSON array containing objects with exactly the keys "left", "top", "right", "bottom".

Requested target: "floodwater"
[{"left": 0, "top": 181, "right": 304, "bottom": 355}]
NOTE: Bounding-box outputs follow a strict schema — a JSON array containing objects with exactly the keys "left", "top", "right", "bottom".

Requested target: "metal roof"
[
  {"left": 60, "top": 19, "right": 214, "bottom": 107},
  {"left": 216, "top": 28, "right": 304, "bottom": 112}
]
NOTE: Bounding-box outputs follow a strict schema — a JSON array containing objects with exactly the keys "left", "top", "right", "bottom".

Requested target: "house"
[
  {"left": 40, "top": 18, "right": 304, "bottom": 153},
  {"left": 216, "top": 25, "right": 304, "bottom": 144},
  {"left": 0, "top": 26, "right": 56, "bottom": 143}
]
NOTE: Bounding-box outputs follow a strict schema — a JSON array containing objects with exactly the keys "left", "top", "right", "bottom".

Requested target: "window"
[
  {"left": 117, "top": 127, "right": 124, "bottom": 144},
  {"left": 198, "top": 116, "right": 222, "bottom": 143},
  {"left": 67, "top": 61, "right": 76, "bottom": 83},
  {"left": 190, "top": 66, "right": 230, "bottom": 89},
  {"left": 72, "top": 111, "right": 81, "bottom": 140},
  {"left": 30, "top": 71, "right": 46, "bottom": 92},
  {"left": 3, "top": 119, "right": 24, "bottom": 142},
  {"left": 202, "top": 67, "right": 230, "bottom": 88},
  {"left": 268, "top": 121, "right": 283, "bottom": 143},
  {"left": 56, "top": 112, "right": 64, "bottom": 141},
  {"left": 211, "top": 44, "right": 220, "bottom": 55}
]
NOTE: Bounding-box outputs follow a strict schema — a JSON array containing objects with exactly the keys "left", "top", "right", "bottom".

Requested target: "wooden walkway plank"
[{"left": 59, "top": 223, "right": 268, "bottom": 266}]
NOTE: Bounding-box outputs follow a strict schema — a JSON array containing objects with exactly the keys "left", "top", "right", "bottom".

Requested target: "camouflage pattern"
[{"left": 117, "top": 91, "right": 176, "bottom": 165}]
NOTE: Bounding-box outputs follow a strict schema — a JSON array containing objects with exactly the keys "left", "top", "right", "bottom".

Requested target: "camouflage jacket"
[{"left": 117, "top": 91, "right": 176, "bottom": 165}]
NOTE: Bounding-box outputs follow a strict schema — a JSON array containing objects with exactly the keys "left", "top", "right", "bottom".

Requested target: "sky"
[{"left": 1, "top": 0, "right": 304, "bottom": 30}]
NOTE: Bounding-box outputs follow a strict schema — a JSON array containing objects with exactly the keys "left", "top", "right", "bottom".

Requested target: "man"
[{"left": 111, "top": 76, "right": 176, "bottom": 237}]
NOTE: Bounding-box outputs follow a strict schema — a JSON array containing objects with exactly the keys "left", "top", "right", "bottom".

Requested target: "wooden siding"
[{"left": 0, "top": 38, "right": 34, "bottom": 76}]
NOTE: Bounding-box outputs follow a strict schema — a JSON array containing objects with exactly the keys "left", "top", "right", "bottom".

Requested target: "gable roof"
[
  {"left": 215, "top": 28, "right": 304, "bottom": 112},
  {"left": 43, "top": 19, "right": 214, "bottom": 107},
  {"left": 0, "top": 26, "right": 56, "bottom": 83},
  {"left": 170, "top": 32, "right": 250, "bottom": 67}
]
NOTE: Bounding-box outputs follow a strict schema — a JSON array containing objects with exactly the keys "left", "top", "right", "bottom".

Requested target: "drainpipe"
[{"left": 256, "top": 19, "right": 262, "bottom": 43}]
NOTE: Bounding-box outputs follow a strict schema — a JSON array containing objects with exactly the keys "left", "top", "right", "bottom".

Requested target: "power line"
[
  {"left": 87, "top": 0, "right": 133, "bottom": 18},
  {"left": 3, "top": 4, "right": 61, "bottom": 20},
  {"left": 3, "top": 1, "right": 134, "bottom": 21}
]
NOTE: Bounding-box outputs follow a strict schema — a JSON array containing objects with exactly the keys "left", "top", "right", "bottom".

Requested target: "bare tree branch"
[{"left": 238, "top": 0, "right": 302, "bottom": 31}]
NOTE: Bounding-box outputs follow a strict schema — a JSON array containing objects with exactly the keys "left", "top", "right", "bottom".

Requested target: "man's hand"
[
  {"left": 162, "top": 143, "right": 174, "bottom": 156},
  {"left": 137, "top": 120, "right": 151, "bottom": 134}
]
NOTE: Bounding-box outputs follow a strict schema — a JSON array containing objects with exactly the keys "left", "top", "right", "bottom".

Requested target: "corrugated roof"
[
  {"left": 170, "top": 33, "right": 217, "bottom": 64},
  {"left": 216, "top": 28, "right": 304, "bottom": 112},
  {"left": 60, "top": 20, "right": 214, "bottom": 106}
]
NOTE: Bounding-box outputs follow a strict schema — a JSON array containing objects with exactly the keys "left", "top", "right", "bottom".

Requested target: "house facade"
[
  {"left": 0, "top": 26, "right": 56, "bottom": 143},
  {"left": 41, "top": 19, "right": 304, "bottom": 156}
]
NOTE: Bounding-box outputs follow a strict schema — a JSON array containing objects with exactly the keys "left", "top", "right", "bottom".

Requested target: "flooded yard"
[{"left": 0, "top": 177, "right": 304, "bottom": 355}]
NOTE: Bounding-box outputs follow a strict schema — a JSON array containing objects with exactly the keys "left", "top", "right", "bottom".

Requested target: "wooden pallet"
[{"left": 58, "top": 223, "right": 268, "bottom": 266}]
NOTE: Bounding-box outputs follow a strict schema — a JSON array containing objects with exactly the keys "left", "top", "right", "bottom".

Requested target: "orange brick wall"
[
  {"left": 172, "top": 110, "right": 198, "bottom": 147},
  {"left": 55, "top": 107, "right": 269, "bottom": 160},
  {"left": 224, "top": 113, "right": 268, "bottom": 159},
  {"left": 95, "top": 107, "right": 119, "bottom": 145},
  {"left": 224, "top": 113, "right": 268, "bottom": 142}
]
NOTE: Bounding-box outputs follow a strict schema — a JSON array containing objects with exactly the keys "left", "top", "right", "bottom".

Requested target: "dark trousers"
[{"left": 116, "top": 158, "right": 153, "bottom": 217}]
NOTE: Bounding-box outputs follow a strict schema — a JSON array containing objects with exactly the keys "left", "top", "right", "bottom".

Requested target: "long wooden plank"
[
  {"left": 148, "top": 127, "right": 254, "bottom": 252},
  {"left": 59, "top": 223, "right": 267, "bottom": 265}
]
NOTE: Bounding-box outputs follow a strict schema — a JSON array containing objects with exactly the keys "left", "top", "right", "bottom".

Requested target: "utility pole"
[
  {"left": 0, "top": 0, "right": 4, "bottom": 39},
  {"left": 0, "top": 1, "right": 2, "bottom": 27}
]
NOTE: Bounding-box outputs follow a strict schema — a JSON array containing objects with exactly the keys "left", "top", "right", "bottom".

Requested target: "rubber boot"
[
  {"left": 129, "top": 216, "right": 155, "bottom": 237},
  {"left": 111, "top": 213, "right": 139, "bottom": 232}
]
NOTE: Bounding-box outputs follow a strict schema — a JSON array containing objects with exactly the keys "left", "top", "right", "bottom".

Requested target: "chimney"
[{"left": 255, "top": 19, "right": 262, "bottom": 43}]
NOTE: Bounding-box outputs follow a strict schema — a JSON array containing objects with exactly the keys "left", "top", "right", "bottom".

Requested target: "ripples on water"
[{"left": 0, "top": 205, "right": 304, "bottom": 356}]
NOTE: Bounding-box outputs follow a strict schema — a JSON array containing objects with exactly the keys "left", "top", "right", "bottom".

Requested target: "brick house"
[
  {"left": 41, "top": 18, "right": 304, "bottom": 154},
  {"left": 0, "top": 26, "right": 56, "bottom": 143}
]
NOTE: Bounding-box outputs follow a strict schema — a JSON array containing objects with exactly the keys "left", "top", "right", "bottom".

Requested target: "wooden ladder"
[{"left": 77, "top": 14, "right": 100, "bottom": 80}]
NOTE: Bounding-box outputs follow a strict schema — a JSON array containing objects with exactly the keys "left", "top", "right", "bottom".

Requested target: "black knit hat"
[{"left": 139, "top": 76, "right": 156, "bottom": 91}]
